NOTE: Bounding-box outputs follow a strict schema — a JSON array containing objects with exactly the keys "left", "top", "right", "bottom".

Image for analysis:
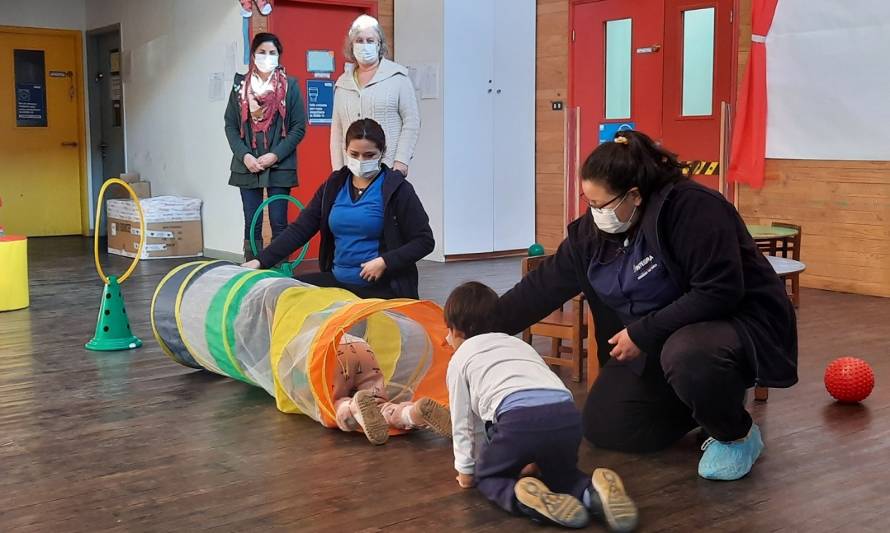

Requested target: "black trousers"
[
  {"left": 583, "top": 321, "right": 754, "bottom": 452},
  {"left": 295, "top": 271, "right": 397, "bottom": 300},
  {"left": 240, "top": 186, "right": 291, "bottom": 241},
  {"left": 475, "top": 401, "right": 591, "bottom": 514}
]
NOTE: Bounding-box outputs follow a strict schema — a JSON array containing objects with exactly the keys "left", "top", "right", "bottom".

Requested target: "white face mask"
[
  {"left": 347, "top": 156, "right": 381, "bottom": 178},
  {"left": 353, "top": 42, "right": 379, "bottom": 66},
  {"left": 590, "top": 194, "right": 638, "bottom": 234},
  {"left": 254, "top": 53, "right": 279, "bottom": 73},
  {"left": 445, "top": 331, "right": 454, "bottom": 348}
]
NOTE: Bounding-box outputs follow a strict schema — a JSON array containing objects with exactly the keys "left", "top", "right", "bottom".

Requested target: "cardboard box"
[
  {"left": 106, "top": 196, "right": 203, "bottom": 259},
  {"left": 119, "top": 172, "right": 141, "bottom": 183},
  {"left": 106, "top": 180, "right": 151, "bottom": 199},
  {"left": 108, "top": 218, "right": 203, "bottom": 259}
]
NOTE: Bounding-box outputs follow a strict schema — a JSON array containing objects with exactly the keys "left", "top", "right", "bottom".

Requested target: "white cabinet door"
[
  {"left": 443, "top": 0, "right": 495, "bottom": 255},
  {"left": 492, "top": 0, "right": 536, "bottom": 251}
]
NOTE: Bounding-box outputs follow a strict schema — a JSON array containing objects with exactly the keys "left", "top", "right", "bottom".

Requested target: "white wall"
[
  {"left": 395, "top": 0, "right": 445, "bottom": 261},
  {"left": 0, "top": 0, "right": 85, "bottom": 30},
  {"left": 766, "top": 0, "right": 890, "bottom": 160},
  {"left": 86, "top": 0, "right": 246, "bottom": 255}
]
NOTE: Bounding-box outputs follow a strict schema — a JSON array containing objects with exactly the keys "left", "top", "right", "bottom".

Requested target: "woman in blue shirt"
[{"left": 242, "top": 119, "right": 434, "bottom": 299}]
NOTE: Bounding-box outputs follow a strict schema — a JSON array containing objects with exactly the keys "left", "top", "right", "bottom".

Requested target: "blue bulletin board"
[{"left": 307, "top": 79, "right": 334, "bottom": 125}]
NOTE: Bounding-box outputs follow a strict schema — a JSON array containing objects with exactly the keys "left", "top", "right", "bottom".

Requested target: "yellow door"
[{"left": 0, "top": 27, "right": 86, "bottom": 236}]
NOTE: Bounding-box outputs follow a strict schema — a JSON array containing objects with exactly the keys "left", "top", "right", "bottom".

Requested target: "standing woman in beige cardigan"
[{"left": 330, "top": 15, "right": 420, "bottom": 176}]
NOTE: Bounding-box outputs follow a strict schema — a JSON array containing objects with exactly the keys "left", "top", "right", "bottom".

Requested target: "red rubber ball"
[{"left": 824, "top": 357, "right": 875, "bottom": 403}]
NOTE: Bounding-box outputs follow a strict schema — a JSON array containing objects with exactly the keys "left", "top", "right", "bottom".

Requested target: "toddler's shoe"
[
  {"left": 353, "top": 390, "right": 389, "bottom": 445},
  {"left": 412, "top": 397, "right": 452, "bottom": 438},
  {"left": 588, "top": 468, "right": 639, "bottom": 532},
  {"left": 515, "top": 477, "right": 589, "bottom": 529}
]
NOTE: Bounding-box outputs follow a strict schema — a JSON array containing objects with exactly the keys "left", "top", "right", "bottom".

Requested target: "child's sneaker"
[
  {"left": 412, "top": 397, "right": 452, "bottom": 438},
  {"left": 588, "top": 468, "right": 639, "bottom": 532},
  {"left": 514, "top": 477, "right": 589, "bottom": 529},
  {"left": 239, "top": 0, "right": 253, "bottom": 17},
  {"left": 698, "top": 423, "right": 763, "bottom": 481},
  {"left": 353, "top": 390, "right": 389, "bottom": 445}
]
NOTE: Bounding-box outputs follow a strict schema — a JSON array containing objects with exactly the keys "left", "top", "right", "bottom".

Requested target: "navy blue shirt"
[
  {"left": 587, "top": 231, "right": 683, "bottom": 324},
  {"left": 587, "top": 231, "right": 682, "bottom": 372},
  {"left": 329, "top": 173, "right": 385, "bottom": 286}
]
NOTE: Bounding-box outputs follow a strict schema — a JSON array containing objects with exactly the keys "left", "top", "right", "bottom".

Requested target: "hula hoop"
[
  {"left": 249, "top": 194, "right": 308, "bottom": 274},
  {"left": 94, "top": 178, "right": 146, "bottom": 284}
]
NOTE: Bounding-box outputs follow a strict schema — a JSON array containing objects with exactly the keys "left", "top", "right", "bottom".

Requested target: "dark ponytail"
[{"left": 580, "top": 130, "right": 687, "bottom": 200}]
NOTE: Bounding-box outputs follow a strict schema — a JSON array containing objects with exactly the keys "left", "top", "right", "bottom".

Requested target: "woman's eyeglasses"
[{"left": 580, "top": 192, "right": 625, "bottom": 210}]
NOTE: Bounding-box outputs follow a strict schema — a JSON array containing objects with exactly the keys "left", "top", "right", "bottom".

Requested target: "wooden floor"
[{"left": 2, "top": 237, "right": 889, "bottom": 532}]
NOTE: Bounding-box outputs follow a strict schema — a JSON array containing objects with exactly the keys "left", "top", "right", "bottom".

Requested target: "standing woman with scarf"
[
  {"left": 225, "top": 32, "right": 307, "bottom": 261},
  {"left": 330, "top": 15, "right": 420, "bottom": 176}
]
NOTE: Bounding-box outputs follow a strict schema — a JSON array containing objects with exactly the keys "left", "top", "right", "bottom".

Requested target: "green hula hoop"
[{"left": 250, "top": 194, "right": 308, "bottom": 276}]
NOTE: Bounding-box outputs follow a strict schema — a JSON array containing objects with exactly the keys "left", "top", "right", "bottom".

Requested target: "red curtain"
[{"left": 728, "top": 0, "right": 780, "bottom": 188}]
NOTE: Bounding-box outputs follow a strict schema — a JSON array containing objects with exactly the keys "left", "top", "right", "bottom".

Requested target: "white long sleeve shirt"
[{"left": 446, "top": 333, "right": 571, "bottom": 475}]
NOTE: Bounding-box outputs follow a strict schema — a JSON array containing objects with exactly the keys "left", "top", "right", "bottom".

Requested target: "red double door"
[
  {"left": 268, "top": 0, "right": 376, "bottom": 260},
  {"left": 572, "top": 0, "right": 735, "bottom": 194}
]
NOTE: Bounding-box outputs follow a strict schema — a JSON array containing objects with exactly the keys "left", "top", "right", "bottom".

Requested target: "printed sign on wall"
[
  {"left": 307, "top": 79, "right": 334, "bottom": 125},
  {"left": 598, "top": 122, "right": 635, "bottom": 144},
  {"left": 14, "top": 49, "right": 48, "bottom": 127}
]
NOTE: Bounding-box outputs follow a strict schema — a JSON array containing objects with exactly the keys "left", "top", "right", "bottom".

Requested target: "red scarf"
[{"left": 239, "top": 66, "right": 288, "bottom": 150}]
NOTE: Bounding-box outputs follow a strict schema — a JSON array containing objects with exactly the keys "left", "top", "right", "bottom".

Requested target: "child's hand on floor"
[{"left": 456, "top": 473, "right": 475, "bottom": 489}]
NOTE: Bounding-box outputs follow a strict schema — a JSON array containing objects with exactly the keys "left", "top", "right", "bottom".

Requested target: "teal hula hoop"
[{"left": 249, "top": 194, "right": 308, "bottom": 276}]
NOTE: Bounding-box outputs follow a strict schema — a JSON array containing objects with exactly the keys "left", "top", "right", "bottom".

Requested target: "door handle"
[
  {"left": 636, "top": 44, "right": 661, "bottom": 54},
  {"left": 61, "top": 141, "right": 79, "bottom": 148}
]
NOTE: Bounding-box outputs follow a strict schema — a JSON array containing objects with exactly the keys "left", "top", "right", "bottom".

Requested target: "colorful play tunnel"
[{"left": 150, "top": 261, "right": 451, "bottom": 428}]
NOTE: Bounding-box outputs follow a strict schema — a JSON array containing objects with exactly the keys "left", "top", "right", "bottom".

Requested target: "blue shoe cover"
[{"left": 698, "top": 424, "right": 764, "bottom": 481}]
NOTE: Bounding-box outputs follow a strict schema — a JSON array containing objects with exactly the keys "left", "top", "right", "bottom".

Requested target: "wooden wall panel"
[
  {"left": 736, "top": 0, "right": 752, "bottom": 87},
  {"left": 740, "top": 160, "right": 890, "bottom": 297},
  {"left": 535, "top": 0, "right": 570, "bottom": 252},
  {"left": 378, "top": 0, "right": 393, "bottom": 56}
]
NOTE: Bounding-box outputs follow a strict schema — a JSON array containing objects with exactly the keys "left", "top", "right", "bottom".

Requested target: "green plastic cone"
[{"left": 85, "top": 275, "right": 142, "bottom": 351}]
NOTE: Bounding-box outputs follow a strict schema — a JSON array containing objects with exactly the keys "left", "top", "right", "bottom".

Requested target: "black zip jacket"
[{"left": 496, "top": 180, "right": 798, "bottom": 388}]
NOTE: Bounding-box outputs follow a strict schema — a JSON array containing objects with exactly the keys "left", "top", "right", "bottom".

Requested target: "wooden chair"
[
  {"left": 756, "top": 222, "right": 803, "bottom": 308},
  {"left": 521, "top": 255, "right": 587, "bottom": 382},
  {"left": 754, "top": 223, "right": 802, "bottom": 402},
  {"left": 774, "top": 222, "right": 802, "bottom": 308}
]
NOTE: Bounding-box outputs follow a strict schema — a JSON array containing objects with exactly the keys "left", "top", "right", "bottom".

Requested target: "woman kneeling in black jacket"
[{"left": 495, "top": 130, "right": 797, "bottom": 481}]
